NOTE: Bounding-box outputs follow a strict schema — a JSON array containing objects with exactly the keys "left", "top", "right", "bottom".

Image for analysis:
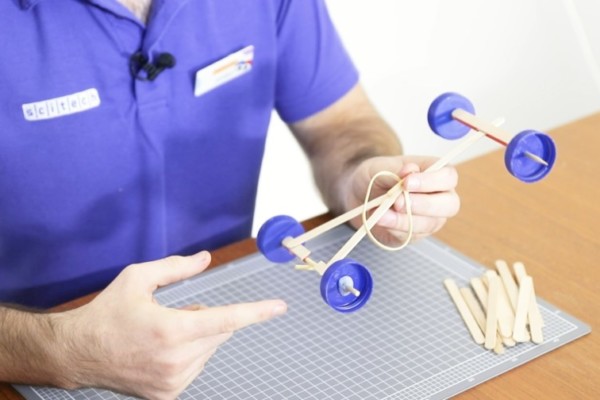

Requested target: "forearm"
[
  {"left": 290, "top": 84, "right": 403, "bottom": 214},
  {"left": 0, "top": 306, "right": 74, "bottom": 388}
]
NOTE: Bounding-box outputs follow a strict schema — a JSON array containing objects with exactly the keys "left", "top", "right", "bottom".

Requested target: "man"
[{"left": 0, "top": 0, "right": 459, "bottom": 398}]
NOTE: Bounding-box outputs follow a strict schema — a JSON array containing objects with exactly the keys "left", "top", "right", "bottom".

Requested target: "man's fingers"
[
  {"left": 392, "top": 192, "right": 460, "bottom": 218},
  {"left": 190, "top": 299, "right": 287, "bottom": 337},
  {"left": 130, "top": 251, "right": 212, "bottom": 291},
  {"left": 180, "top": 304, "right": 209, "bottom": 311},
  {"left": 377, "top": 211, "right": 448, "bottom": 235},
  {"left": 402, "top": 166, "right": 458, "bottom": 193}
]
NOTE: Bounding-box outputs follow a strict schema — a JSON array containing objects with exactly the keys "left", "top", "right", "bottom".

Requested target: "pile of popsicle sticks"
[{"left": 444, "top": 260, "right": 544, "bottom": 355}]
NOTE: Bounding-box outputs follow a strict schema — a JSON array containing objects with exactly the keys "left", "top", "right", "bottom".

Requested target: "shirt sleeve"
[{"left": 274, "top": 0, "right": 359, "bottom": 123}]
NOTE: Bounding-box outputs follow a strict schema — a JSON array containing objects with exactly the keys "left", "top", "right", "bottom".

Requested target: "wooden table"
[{"left": 2, "top": 113, "right": 598, "bottom": 399}]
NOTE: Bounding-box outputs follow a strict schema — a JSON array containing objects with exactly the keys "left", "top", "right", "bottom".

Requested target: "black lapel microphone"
[{"left": 130, "top": 52, "right": 176, "bottom": 81}]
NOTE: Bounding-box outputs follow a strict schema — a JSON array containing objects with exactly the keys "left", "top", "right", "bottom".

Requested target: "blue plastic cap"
[
  {"left": 320, "top": 259, "right": 373, "bottom": 313},
  {"left": 428, "top": 92, "right": 475, "bottom": 140},
  {"left": 256, "top": 215, "right": 304, "bottom": 263},
  {"left": 505, "top": 130, "right": 557, "bottom": 183}
]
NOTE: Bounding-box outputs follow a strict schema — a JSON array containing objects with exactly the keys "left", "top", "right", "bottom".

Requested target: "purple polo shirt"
[{"left": 0, "top": 0, "right": 358, "bottom": 308}]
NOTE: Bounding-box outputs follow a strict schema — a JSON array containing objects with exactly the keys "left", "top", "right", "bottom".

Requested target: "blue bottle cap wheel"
[
  {"left": 256, "top": 215, "right": 304, "bottom": 263},
  {"left": 505, "top": 130, "right": 556, "bottom": 183},
  {"left": 320, "top": 259, "right": 373, "bottom": 313},
  {"left": 428, "top": 92, "right": 476, "bottom": 140}
]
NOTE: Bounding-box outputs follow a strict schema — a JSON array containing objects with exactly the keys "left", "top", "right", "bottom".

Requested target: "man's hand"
[
  {"left": 290, "top": 84, "right": 459, "bottom": 245},
  {"left": 341, "top": 155, "right": 460, "bottom": 246},
  {"left": 1, "top": 252, "right": 287, "bottom": 400}
]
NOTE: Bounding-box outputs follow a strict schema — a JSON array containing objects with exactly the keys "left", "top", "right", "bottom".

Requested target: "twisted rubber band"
[{"left": 361, "top": 171, "right": 414, "bottom": 251}]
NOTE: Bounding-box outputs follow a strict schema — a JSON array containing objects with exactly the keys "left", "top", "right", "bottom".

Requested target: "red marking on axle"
[{"left": 453, "top": 117, "right": 508, "bottom": 146}]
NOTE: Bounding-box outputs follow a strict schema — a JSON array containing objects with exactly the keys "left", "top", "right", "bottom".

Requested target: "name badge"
[
  {"left": 22, "top": 88, "right": 101, "bottom": 121},
  {"left": 194, "top": 45, "right": 254, "bottom": 97}
]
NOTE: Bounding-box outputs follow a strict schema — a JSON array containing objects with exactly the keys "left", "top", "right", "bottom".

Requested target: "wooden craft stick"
[
  {"left": 328, "top": 186, "right": 401, "bottom": 265},
  {"left": 444, "top": 279, "right": 485, "bottom": 345},
  {"left": 513, "top": 276, "right": 533, "bottom": 342},
  {"left": 496, "top": 260, "right": 533, "bottom": 340},
  {"left": 452, "top": 108, "right": 513, "bottom": 145},
  {"left": 493, "top": 335, "right": 506, "bottom": 354},
  {"left": 513, "top": 262, "right": 545, "bottom": 327},
  {"left": 427, "top": 131, "right": 485, "bottom": 172},
  {"left": 484, "top": 271, "right": 513, "bottom": 339},
  {"left": 287, "top": 117, "right": 512, "bottom": 264},
  {"left": 528, "top": 279, "right": 544, "bottom": 344},
  {"left": 287, "top": 120, "right": 506, "bottom": 248},
  {"left": 484, "top": 273, "right": 500, "bottom": 349},
  {"left": 512, "top": 261, "right": 527, "bottom": 285},
  {"left": 287, "top": 190, "right": 392, "bottom": 246},
  {"left": 283, "top": 238, "right": 311, "bottom": 260},
  {"left": 470, "top": 277, "right": 489, "bottom": 309},
  {"left": 496, "top": 259, "right": 519, "bottom": 311},
  {"left": 461, "top": 288, "right": 504, "bottom": 354},
  {"left": 471, "top": 277, "right": 514, "bottom": 347},
  {"left": 498, "top": 278, "right": 516, "bottom": 338},
  {"left": 460, "top": 288, "right": 486, "bottom": 330},
  {"left": 502, "top": 335, "right": 516, "bottom": 347}
]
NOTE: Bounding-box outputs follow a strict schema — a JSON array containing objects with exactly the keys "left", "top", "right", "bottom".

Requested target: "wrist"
[
  {"left": 0, "top": 308, "right": 75, "bottom": 387},
  {"left": 46, "top": 306, "right": 102, "bottom": 389},
  {"left": 334, "top": 158, "right": 363, "bottom": 215},
  {"left": 43, "top": 310, "right": 89, "bottom": 389}
]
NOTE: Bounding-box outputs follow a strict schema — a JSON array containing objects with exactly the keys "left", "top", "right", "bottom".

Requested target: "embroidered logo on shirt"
[
  {"left": 22, "top": 88, "right": 101, "bottom": 121},
  {"left": 194, "top": 45, "right": 254, "bottom": 97}
]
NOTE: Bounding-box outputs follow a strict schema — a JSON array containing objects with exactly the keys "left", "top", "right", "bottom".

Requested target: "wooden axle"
[{"left": 452, "top": 109, "right": 548, "bottom": 166}]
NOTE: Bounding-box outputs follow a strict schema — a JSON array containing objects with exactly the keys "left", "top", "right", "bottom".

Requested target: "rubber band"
[{"left": 361, "top": 171, "right": 414, "bottom": 251}]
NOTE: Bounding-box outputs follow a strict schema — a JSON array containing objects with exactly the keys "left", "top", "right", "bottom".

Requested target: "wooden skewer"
[
  {"left": 283, "top": 239, "right": 327, "bottom": 275},
  {"left": 338, "top": 276, "right": 361, "bottom": 297},
  {"left": 524, "top": 152, "right": 549, "bottom": 166},
  {"left": 295, "top": 264, "right": 314, "bottom": 271},
  {"left": 452, "top": 109, "right": 548, "bottom": 165},
  {"left": 444, "top": 279, "right": 485, "bottom": 344},
  {"left": 294, "top": 259, "right": 326, "bottom": 275},
  {"left": 461, "top": 287, "right": 504, "bottom": 354},
  {"left": 484, "top": 273, "right": 500, "bottom": 350},
  {"left": 513, "top": 275, "right": 533, "bottom": 342},
  {"left": 345, "top": 285, "right": 361, "bottom": 297},
  {"left": 513, "top": 262, "right": 545, "bottom": 327}
]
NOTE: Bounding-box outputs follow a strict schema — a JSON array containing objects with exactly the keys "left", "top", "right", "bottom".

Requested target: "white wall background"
[{"left": 253, "top": 0, "right": 600, "bottom": 236}]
